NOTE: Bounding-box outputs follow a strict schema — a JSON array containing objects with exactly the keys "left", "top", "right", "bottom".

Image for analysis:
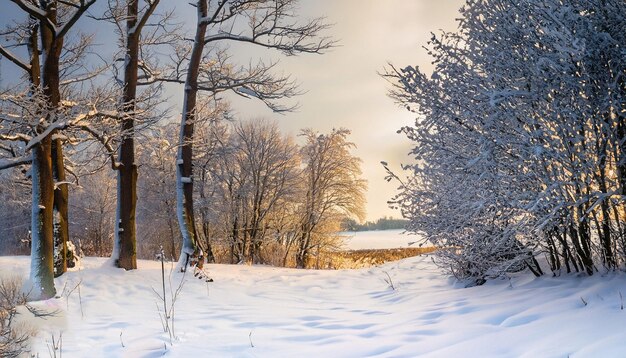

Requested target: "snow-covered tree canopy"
[{"left": 386, "top": 0, "right": 626, "bottom": 284}]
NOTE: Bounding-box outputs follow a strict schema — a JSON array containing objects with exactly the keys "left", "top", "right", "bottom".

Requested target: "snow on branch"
[
  {"left": 0, "top": 133, "right": 32, "bottom": 143},
  {"left": 22, "top": 107, "right": 118, "bottom": 152},
  {"left": 0, "top": 45, "right": 31, "bottom": 73},
  {"left": 130, "top": 0, "right": 161, "bottom": 36},
  {"left": 24, "top": 121, "right": 68, "bottom": 151},
  {"left": 0, "top": 155, "right": 32, "bottom": 170},
  {"left": 8, "top": 0, "right": 97, "bottom": 39},
  {"left": 201, "top": 0, "right": 335, "bottom": 55},
  {"left": 7, "top": 0, "right": 48, "bottom": 20},
  {"left": 56, "top": 0, "right": 98, "bottom": 39}
]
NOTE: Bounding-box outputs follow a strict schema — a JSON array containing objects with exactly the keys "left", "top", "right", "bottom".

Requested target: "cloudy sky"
[
  {"left": 215, "top": 1, "right": 464, "bottom": 221},
  {"left": 1, "top": 0, "right": 464, "bottom": 222}
]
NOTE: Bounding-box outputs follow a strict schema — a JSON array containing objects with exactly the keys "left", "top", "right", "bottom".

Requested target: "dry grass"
[
  {"left": 138, "top": 235, "right": 437, "bottom": 271},
  {"left": 313, "top": 247, "right": 437, "bottom": 270},
  {"left": 203, "top": 243, "right": 436, "bottom": 270}
]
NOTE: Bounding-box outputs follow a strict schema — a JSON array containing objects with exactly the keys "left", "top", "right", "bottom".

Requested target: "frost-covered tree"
[
  {"left": 194, "top": 116, "right": 229, "bottom": 263},
  {"left": 386, "top": 0, "right": 626, "bottom": 283},
  {"left": 1, "top": 0, "right": 97, "bottom": 299},
  {"left": 197, "top": 118, "right": 300, "bottom": 264}
]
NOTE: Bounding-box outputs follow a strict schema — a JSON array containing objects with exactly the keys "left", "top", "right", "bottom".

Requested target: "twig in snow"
[
  {"left": 581, "top": 296, "right": 588, "bottom": 306},
  {"left": 249, "top": 331, "right": 254, "bottom": 348},
  {"left": 77, "top": 278, "right": 84, "bottom": 318},
  {"left": 620, "top": 291, "right": 624, "bottom": 310},
  {"left": 25, "top": 304, "right": 60, "bottom": 318},
  {"left": 47, "top": 332, "right": 62, "bottom": 358},
  {"left": 383, "top": 271, "right": 395, "bottom": 291},
  {"left": 160, "top": 246, "right": 168, "bottom": 318},
  {"left": 120, "top": 331, "right": 125, "bottom": 348},
  {"left": 64, "top": 279, "right": 84, "bottom": 319},
  {"left": 152, "top": 247, "right": 188, "bottom": 345}
]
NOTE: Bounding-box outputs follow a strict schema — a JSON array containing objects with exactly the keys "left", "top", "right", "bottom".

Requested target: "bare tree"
[
  {"left": 135, "top": 123, "right": 180, "bottom": 260},
  {"left": 163, "top": 0, "right": 334, "bottom": 271},
  {"left": 192, "top": 104, "right": 230, "bottom": 263},
  {"left": 211, "top": 119, "right": 301, "bottom": 264},
  {"left": 69, "top": 169, "right": 116, "bottom": 257},
  {"left": 0, "top": 170, "right": 30, "bottom": 256},
  {"left": 94, "top": 0, "right": 161, "bottom": 269},
  {"left": 296, "top": 128, "right": 367, "bottom": 268},
  {"left": 1, "top": 0, "right": 97, "bottom": 299}
]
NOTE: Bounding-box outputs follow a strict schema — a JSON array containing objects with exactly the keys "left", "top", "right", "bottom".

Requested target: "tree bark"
[
  {"left": 52, "top": 139, "right": 69, "bottom": 276},
  {"left": 199, "top": 168, "right": 215, "bottom": 263},
  {"left": 26, "top": 20, "right": 55, "bottom": 297},
  {"left": 39, "top": 3, "right": 70, "bottom": 278},
  {"left": 176, "top": 0, "right": 208, "bottom": 270},
  {"left": 296, "top": 229, "right": 310, "bottom": 269},
  {"left": 114, "top": 0, "right": 140, "bottom": 270},
  {"left": 30, "top": 137, "right": 56, "bottom": 299}
]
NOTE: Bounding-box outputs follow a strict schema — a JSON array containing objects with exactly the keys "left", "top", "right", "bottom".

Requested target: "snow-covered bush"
[{"left": 387, "top": 0, "right": 626, "bottom": 283}]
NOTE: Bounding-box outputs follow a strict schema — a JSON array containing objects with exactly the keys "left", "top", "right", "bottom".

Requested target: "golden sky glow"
[{"left": 221, "top": 0, "right": 464, "bottom": 221}]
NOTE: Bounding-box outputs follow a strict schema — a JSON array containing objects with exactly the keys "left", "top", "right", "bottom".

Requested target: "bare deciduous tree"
[
  {"left": 1, "top": 0, "right": 97, "bottom": 299},
  {"left": 162, "top": 0, "right": 335, "bottom": 271},
  {"left": 296, "top": 128, "right": 367, "bottom": 268}
]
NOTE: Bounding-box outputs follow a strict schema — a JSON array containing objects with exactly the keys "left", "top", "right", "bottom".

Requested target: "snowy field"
[
  {"left": 340, "top": 229, "right": 422, "bottom": 250},
  {"left": 3, "top": 250, "right": 626, "bottom": 357}
]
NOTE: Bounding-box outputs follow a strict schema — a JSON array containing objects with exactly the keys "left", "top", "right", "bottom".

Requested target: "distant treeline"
[{"left": 342, "top": 217, "right": 408, "bottom": 232}]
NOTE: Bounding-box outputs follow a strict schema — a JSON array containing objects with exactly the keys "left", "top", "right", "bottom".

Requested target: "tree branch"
[
  {"left": 57, "top": 0, "right": 98, "bottom": 39},
  {"left": 7, "top": 0, "right": 47, "bottom": 20},
  {"left": 74, "top": 123, "right": 120, "bottom": 170},
  {"left": 0, "top": 155, "right": 32, "bottom": 170},
  {"left": 133, "top": 0, "right": 161, "bottom": 36},
  {"left": 0, "top": 45, "right": 31, "bottom": 73},
  {"left": 7, "top": 0, "right": 56, "bottom": 32},
  {"left": 0, "top": 133, "right": 32, "bottom": 143}
]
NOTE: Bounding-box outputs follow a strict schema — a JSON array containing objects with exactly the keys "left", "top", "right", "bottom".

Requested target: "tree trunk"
[
  {"left": 296, "top": 229, "right": 310, "bottom": 269},
  {"left": 595, "top": 137, "right": 615, "bottom": 269},
  {"left": 30, "top": 138, "right": 56, "bottom": 300},
  {"left": 166, "top": 204, "right": 178, "bottom": 261},
  {"left": 26, "top": 20, "right": 54, "bottom": 297},
  {"left": 176, "top": 0, "right": 208, "bottom": 270},
  {"left": 113, "top": 0, "right": 140, "bottom": 270},
  {"left": 115, "top": 154, "right": 137, "bottom": 269},
  {"left": 201, "top": 215, "right": 215, "bottom": 263},
  {"left": 231, "top": 216, "right": 239, "bottom": 263},
  {"left": 52, "top": 139, "right": 69, "bottom": 277},
  {"left": 38, "top": 2, "right": 70, "bottom": 278},
  {"left": 199, "top": 168, "right": 215, "bottom": 263}
]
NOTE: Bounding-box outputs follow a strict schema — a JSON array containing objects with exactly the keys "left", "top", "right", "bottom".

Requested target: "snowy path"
[{"left": 3, "top": 255, "right": 626, "bottom": 357}]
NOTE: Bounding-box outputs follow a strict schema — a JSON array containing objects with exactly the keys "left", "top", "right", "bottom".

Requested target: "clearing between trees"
[{"left": 3, "top": 253, "right": 626, "bottom": 357}]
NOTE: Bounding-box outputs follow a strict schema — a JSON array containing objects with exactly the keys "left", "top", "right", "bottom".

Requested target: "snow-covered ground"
[
  {"left": 340, "top": 229, "right": 422, "bottom": 250},
  {"left": 4, "top": 248, "right": 626, "bottom": 357}
]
